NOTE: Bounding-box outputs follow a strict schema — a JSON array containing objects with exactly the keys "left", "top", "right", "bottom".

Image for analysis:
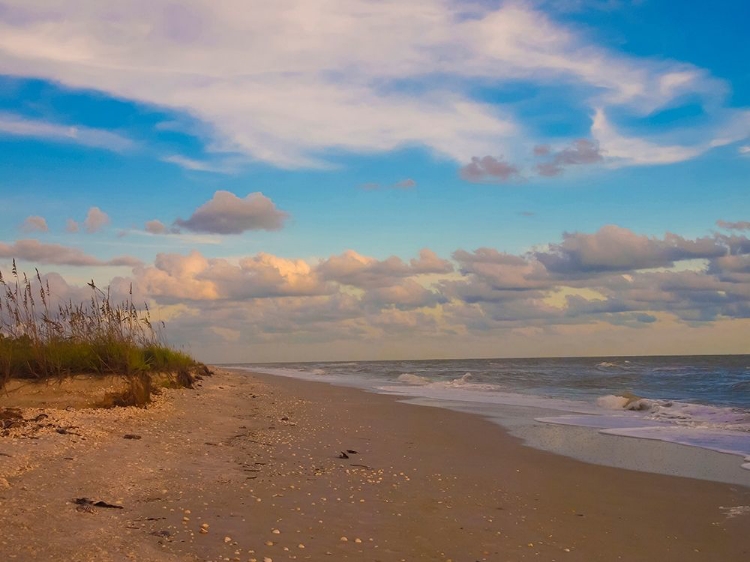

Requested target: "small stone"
[
  {"left": 265, "top": 541, "right": 274, "bottom": 546},
  {"left": 272, "top": 529, "right": 280, "bottom": 534},
  {"left": 340, "top": 537, "right": 348, "bottom": 542},
  {"left": 298, "top": 544, "right": 305, "bottom": 549},
  {"left": 354, "top": 538, "right": 362, "bottom": 544},
  {"left": 201, "top": 523, "right": 210, "bottom": 529},
  {"left": 225, "top": 536, "right": 232, "bottom": 543},
  {"left": 263, "top": 558, "right": 272, "bottom": 562},
  {"left": 199, "top": 528, "right": 209, "bottom": 534}
]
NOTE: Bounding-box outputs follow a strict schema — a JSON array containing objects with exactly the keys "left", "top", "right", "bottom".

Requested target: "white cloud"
[
  {"left": 740, "top": 146, "right": 750, "bottom": 155},
  {"left": 145, "top": 220, "right": 168, "bottom": 235},
  {"left": 83, "top": 207, "right": 110, "bottom": 233},
  {"left": 0, "top": 1, "right": 734, "bottom": 168},
  {"left": 65, "top": 219, "right": 79, "bottom": 233},
  {"left": 174, "top": 191, "right": 288, "bottom": 235},
  {"left": 591, "top": 109, "right": 703, "bottom": 166},
  {"left": 0, "top": 112, "right": 133, "bottom": 152},
  {"left": 0, "top": 239, "right": 140, "bottom": 267},
  {"left": 161, "top": 155, "right": 238, "bottom": 173},
  {"left": 20, "top": 215, "right": 48, "bottom": 233},
  {"left": 8, "top": 224, "right": 750, "bottom": 359}
]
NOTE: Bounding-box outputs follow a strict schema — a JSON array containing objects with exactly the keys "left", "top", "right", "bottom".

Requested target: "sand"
[{"left": 1, "top": 368, "right": 749, "bottom": 561}]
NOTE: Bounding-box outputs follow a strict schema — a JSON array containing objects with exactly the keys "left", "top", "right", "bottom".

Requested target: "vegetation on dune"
[{"left": 0, "top": 262, "right": 209, "bottom": 406}]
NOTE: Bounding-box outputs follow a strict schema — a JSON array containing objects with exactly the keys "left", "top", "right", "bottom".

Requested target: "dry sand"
[{"left": 1, "top": 368, "right": 749, "bottom": 561}]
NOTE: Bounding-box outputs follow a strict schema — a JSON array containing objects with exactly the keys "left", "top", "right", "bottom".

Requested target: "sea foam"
[{"left": 396, "top": 373, "right": 431, "bottom": 385}]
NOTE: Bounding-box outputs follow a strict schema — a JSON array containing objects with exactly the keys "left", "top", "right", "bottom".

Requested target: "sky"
[{"left": 0, "top": 0, "right": 749, "bottom": 363}]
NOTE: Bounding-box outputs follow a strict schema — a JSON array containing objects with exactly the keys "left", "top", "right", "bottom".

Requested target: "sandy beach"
[{"left": 1, "top": 368, "right": 749, "bottom": 562}]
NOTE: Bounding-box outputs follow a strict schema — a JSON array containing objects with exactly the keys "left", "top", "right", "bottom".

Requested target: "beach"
[{"left": 2, "top": 368, "right": 750, "bottom": 561}]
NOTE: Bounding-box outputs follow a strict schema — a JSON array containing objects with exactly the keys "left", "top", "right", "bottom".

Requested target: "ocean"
[{"left": 227, "top": 355, "right": 750, "bottom": 475}]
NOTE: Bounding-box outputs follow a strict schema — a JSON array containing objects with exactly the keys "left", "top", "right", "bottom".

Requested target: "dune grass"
[{"left": 0, "top": 262, "right": 203, "bottom": 404}]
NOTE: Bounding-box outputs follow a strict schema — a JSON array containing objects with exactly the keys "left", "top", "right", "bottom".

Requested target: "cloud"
[
  {"left": 0, "top": 239, "right": 141, "bottom": 267},
  {"left": 535, "top": 138, "right": 603, "bottom": 176},
  {"left": 318, "top": 248, "right": 453, "bottom": 289},
  {"left": 161, "top": 155, "right": 238, "bottom": 173},
  {"left": 0, "top": 1, "right": 734, "bottom": 169},
  {"left": 739, "top": 146, "right": 750, "bottom": 155},
  {"left": 535, "top": 225, "right": 728, "bottom": 274},
  {"left": 393, "top": 179, "right": 417, "bottom": 189},
  {"left": 591, "top": 109, "right": 704, "bottom": 166},
  {"left": 459, "top": 156, "right": 520, "bottom": 183},
  {"left": 717, "top": 220, "right": 750, "bottom": 231},
  {"left": 174, "top": 191, "right": 288, "bottom": 235},
  {"left": 133, "top": 250, "right": 330, "bottom": 301},
  {"left": 9, "top": 223, "right": 750, "bottom": 360},
  {"left": 363, "top": 279, "right": 446, "bottom": 310},
  {"left": 0, "top": 113, "right": 133, "bottom": 152},
  {"left": 145, "top": 220, "right": 168, "bottom": 235},
  {"left": 20, "top": 215, "right": 48, "bottom": 233},
  {"left": 360, "top": 179, "right": 417, "bottom": 190},
  {"left": 65, "top": 219, "right": 79, "bottom": 233},
  {"left": 83, "top": 207, "right": 110, "bottom": 233}
]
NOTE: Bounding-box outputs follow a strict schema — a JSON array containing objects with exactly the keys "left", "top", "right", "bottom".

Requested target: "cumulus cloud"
[
  {"left": 363, "top": 279, "right": 446, "bottom": 310},
  {"left": 453, "top": 248, "right": 549, "bottom": 291},
  {"left": 20, "top": 215, "right": 48, "bottom": 233},
  {"left": 535, "top": 225, "right": 728, "bottom": 274},
  {"left": 716, "top": 220, "right": 750, "bottom": 231},
  {"left": 10, "top": 223, "right": 750, "bottom": 359},
  {"left": 83, "top": 207, "right": 110, "bottom": 233},
  {"left": 0, "top": 1, "right": 734, "bottom": 169},
  {"left": 174, "top": 191, "right": 288, "bottom": 235},
  {"left": 66, "top": 219, "right": 79, "bottom": 233},
  {"left": 459, "top": 156, "right": 520, "bottom": 183},
  {"left": 535, "top": 139, "right": 603, "bottom": 176},
  {"left": 134, "top": 250, "right": 330, "bottom": 302},
  {"left": 145, "top": 220, "right": 168, "bottom": 235},
  {"left": 319, "top": 249, "right": 453, "bottom": 289},
  {"left": 0, "top": 239, "right": 141, "bottom": 267}
]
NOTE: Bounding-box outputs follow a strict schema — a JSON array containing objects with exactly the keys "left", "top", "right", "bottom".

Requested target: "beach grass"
[{"left": 0, "top": 262, "right": 201, "bottom": 404}]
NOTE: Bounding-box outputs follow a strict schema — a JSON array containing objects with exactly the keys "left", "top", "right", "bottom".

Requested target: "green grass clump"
[{"left": 0, "top": 261, "right": 202, "bottom": 403}]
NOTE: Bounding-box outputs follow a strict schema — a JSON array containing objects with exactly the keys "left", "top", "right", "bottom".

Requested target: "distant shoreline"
[{"left": 220, "top": 352, "right": 750, "bottom": 366}]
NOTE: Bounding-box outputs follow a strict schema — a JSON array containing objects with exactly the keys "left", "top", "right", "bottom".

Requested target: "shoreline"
[
  {"left": 1, "top": 368, "right": 750, "bottom": 561},
  {"left": 231, "top": 364, "right": 750, "bottom": 487},
  {"left": 399, "top": 396, "right": 750, "bottom": 487}
]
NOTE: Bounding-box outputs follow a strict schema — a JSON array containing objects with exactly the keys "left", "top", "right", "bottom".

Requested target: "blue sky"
[{"left": 1, "top": 0, "right": 749, "bottom": 362}]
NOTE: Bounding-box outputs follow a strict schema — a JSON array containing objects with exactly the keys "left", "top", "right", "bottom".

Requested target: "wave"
[
  {"left": 446, "top": 372, "right": 475, "bottom": 386},
  {"left": 597, "top": 393, "right": 654, "bottom": 412},
  {"left": 595, "top": 394, "right": 750, "bottom": 432},
  {"left": 397, "top": 373, "right": 431, "bottom": 385}
]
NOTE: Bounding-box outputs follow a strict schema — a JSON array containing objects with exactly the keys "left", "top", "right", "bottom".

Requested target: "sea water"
[{"left": 227, "top": 356, "right": 750, "bottom": 483}]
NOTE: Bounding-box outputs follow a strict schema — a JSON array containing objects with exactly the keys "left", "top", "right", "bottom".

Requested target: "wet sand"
[{"left": 1, "top": 368, "right": 750, "bottom": 561}]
